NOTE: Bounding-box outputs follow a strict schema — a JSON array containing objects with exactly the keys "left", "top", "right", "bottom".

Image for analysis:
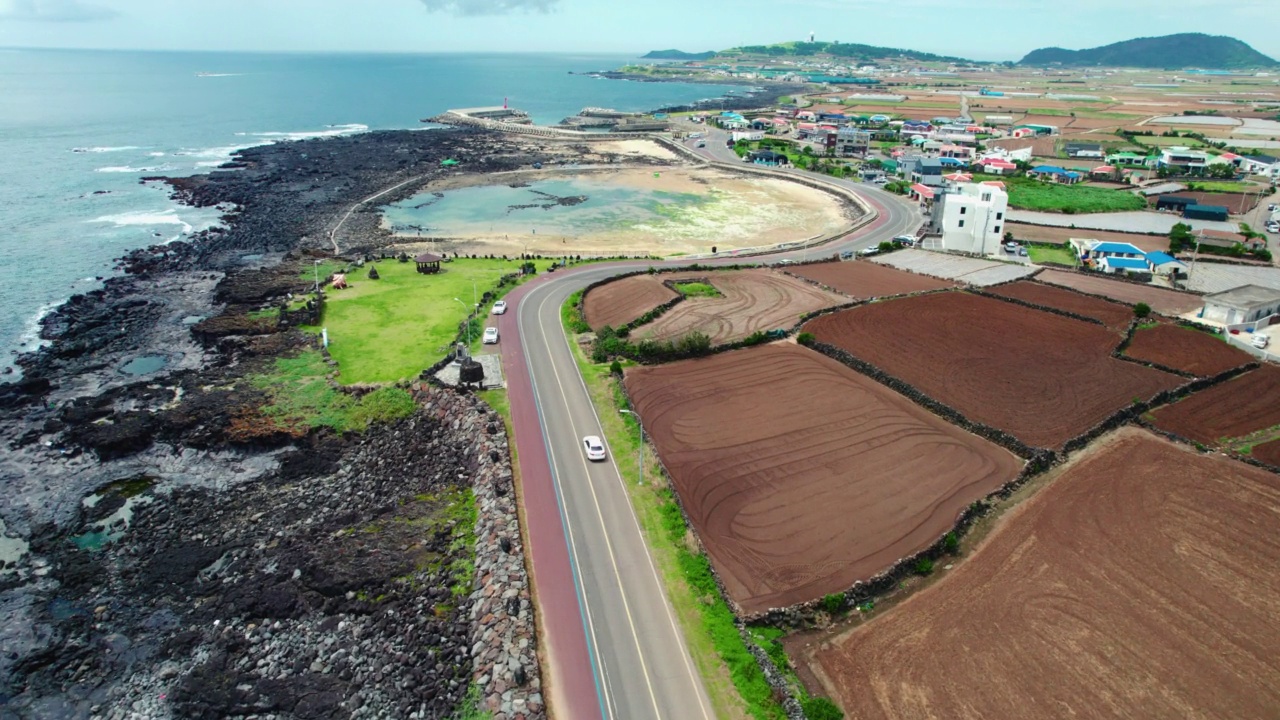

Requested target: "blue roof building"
[{"left": 1099, "top": 256, "right": 1150, "bottom": 273}]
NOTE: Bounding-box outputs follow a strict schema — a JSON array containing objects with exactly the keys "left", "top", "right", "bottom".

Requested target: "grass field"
[
  {"left": 250, "top": 349, "right": 417, "bottom": 433},
  {"left": 672, "top": 281, "right": 722, "bottom": 298},
  {"left": 975, "top": 174, "right": 1147, "bottom": 214},
  {"left": 313, "top": 258, "right": 544, "bottom": 384},
  {"left": 1185, "top": 180, "right": 1266, "bottom": 193},
  {"left": 1133, "top": 135, "right": 1205, "bottom": 147},
  {"left": 1026, "top": 245, "right": 1078, "bottom": 266}
]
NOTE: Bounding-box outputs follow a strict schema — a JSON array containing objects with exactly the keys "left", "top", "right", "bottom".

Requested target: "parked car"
[
  {"left": 1003, "top": 241, "right": 1019, "bottom": 253},
  {"left": 777, "top": 258, "right": 795, "bottom": 266},
  {"left": 860, "top": 246, "right": 880, "bottom": 256},
  {"left": 839, "top": 250, "right": 855, "bottom": 260},
  {"left": 1252, "top": 334, "right": 1271, "bottom": 349},
  {"left": 872, "top": 176, "right": 888, "bottom": 184},
  {"left": 1018, "top": 246, "right": 1029, "bottom": 257},
  {"left": 482, "top": 327, "right": 499, "bottom": 344},
  {"left": 491, "top": 300, "right": 507, "bottom": 315},
  {"left": 695, "top": 141, "right": 706, "bottom": 148},
  {"left": 582, "top": 435, "right": 607, "bottom": 461},
  {"left": 1268, "top": 203, "right": 1277, "bottom": 212},
  {"left": 1267, "top": 221, "right": 1279, "bottom": 234},
  {"left": 892, "top": 235, "right": 915, "bottom": 246}
]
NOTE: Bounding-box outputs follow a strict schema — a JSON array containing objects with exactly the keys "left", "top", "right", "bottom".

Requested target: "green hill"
[
  {"left": 719, "top": 41, "right": 968, "bottom": 63},
  {"left": 1019, "top": 33, "right": 1278, "bottom": 69},
  {"left": 642, "top": 49, "right": 716, "bottom": 60}
]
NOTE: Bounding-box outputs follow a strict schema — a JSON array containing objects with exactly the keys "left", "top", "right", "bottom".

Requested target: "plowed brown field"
[
  {"left": 1038, "top": 269, "right": 1203, "bottom": 315},
  {"left": 1254, "top": 438, "right": 1280, "bottom": 465},
  {"left": 638, "top": 269, "right": 846, "bottom": 346},
  {"left": 625, "top": 344, "right": 1022, "bottom": 614},
  {"left": 1151, "top": 365, "right": 1280, "bottom": 445},
  {"left": 1125, "top": 323, "right": 1254, "bottom": 376},
  {"left": 803, "top": 293, "right": 1182, "bottom": 448},
  {"left": 786, "top": 261, "right": 956, "bottom": 299},
  {"left": 806, "top": 428, "right": 1280, "bottom": 720},
  {"left": 582, "top": 274, "right": 678, "bottom": 330},
  {"left": 987, "top": 280, "right": 1134, "bottom": 331}
]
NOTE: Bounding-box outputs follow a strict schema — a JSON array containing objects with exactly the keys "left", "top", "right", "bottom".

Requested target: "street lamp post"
[
  {"left": 313, "top": 259, "right": 322, "bottom": 292},
  {"left": 619, "top": 409, "right": 643, "bottom": 486},
  {"left": 453, "top": 297, "right": 471, "bottom": 346}
]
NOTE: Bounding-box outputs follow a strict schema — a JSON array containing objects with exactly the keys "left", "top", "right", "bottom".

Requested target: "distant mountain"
[
  {"left": 720, "top": 41, "right": 969, "bottom": 64},
  {"left": 1019, "top": 33, "right": 1278, "bottom": 69},
  {"left": 642, "top": 49, "right": 716, "bottom": 61}
]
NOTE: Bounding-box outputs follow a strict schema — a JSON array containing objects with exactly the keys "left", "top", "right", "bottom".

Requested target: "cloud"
[
  {"left": 418, "top": 0, "right": 558, "bottom": 16},
  {"left": 0, "top": 0, "right": 118, "bottom": 21}
]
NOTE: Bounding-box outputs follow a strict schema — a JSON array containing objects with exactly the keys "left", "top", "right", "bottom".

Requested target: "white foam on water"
[
  {"left": 89, "top": 209, "right": 194, "bottom": 235},
  {"left": 72, "top": 146, "right": 144, "bottom": 153},
  {"left": 248, "top": 123, "right": 369, "bottom": 141},
  {"left": 147, "top": 151, "right": 166, "bottom": 157},
  {"left": 94, "top": 165, "right": 177, "bottom": 174},
  {"left": 16, "top": 299, "right": 62, "bottom": 351}
]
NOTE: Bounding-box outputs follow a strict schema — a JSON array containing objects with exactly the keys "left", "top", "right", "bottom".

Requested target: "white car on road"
[
  {"left": 482, "top": 327, "right": 499, "bottom": 344},
  {"left": 491, "top": 300, "right": 507, "bottom": 315},
  {"left": 583, "top": 435, "right": 607, "bottom": 461}
]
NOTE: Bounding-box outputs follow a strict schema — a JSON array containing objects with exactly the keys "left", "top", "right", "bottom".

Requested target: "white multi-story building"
[{"left": 927, "top": 182, "right": 1008, "bottom": 254}]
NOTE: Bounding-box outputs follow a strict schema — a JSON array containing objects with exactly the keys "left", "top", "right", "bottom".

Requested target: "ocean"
[{"left": 0, "top": 49, "right": 737, "bottom": 372}]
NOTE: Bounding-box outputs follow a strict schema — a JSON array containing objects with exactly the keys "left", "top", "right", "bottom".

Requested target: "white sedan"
[
  {"left": 583, "top": 436, "right": 607, "bottom": 461},
  {"left": 482, "top": 327, "right": 499, "bottom": 344},
  {"left": 491, "top": 300, "right": 507, "bottom": 315}
]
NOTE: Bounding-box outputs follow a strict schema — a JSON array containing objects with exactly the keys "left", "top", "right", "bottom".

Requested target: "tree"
[
  {"left": 1168, "top": 222, "right": 1194, "bottom": 253},
  {"left": 1134, "top": 303, "right": 1151, "bottom": 319}
]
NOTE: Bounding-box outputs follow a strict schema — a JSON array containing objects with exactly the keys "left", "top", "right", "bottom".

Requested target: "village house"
[
  {"left": 835, "top": 126, "right": 870, "bottom": 157},
  {"left": 1198, "top": 285, "right": 1280, "bottom": 325},
  {"left": 1065, "top": 142, "right": 1104, "bottom": 159},
  {"left": 1106, "top": 151, "right": 1151, "bottom": 167},
  {"left": 1144, "top": 251, "right": 1186, "bottom": 277},
  {"left": 1027, "top": 165, "right": 1083, "bottom": 184},
  {"left": 1239, "top": 154, "right": 1280, "bottom": 178},
  {"left": 925, "top": 182, "right": 1009, "bottom": 254},
  {"left": 974, "top": 157, "right": 1018, "bottom": 175},
  {"left": 1195, "top": 228, "right": 1265, "bottom": 251}
]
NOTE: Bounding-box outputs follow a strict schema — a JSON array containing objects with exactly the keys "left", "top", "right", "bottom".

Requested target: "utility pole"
[
  {"left": 313, "top": 259, "right": 321, "bottom": 292},
  {"left": 619, "top": 409, "right": 643, "bottom": 486}
]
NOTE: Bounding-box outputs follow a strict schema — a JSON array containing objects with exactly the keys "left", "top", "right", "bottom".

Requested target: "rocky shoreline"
[{"left": 0, "top": 127, "right": 613, "bottom": 718}]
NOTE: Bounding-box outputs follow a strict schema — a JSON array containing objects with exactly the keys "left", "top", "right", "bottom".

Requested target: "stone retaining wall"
[
  {"left": 425, "top": 388, "right": 544, "bottom": 720},
  {"left": 968, "top": 287, "right": 1108, "bottom": 328}
]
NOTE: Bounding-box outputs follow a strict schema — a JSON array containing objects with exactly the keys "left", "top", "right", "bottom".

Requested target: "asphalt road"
[{"left": 498, "top": 133, "right": 921, "bottom": 720}]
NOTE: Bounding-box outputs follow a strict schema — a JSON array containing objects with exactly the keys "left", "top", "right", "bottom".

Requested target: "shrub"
[
  {"left": 609, "top": 360, "right": 623, "bottom": 376},
  {"left": 802, "top": 697, "right": 845, "bottom": 720},
  {"left": 821, "top": 592, "right": 844, "bottom": 614},
  {"left": 1134, "top": 303, "right": 1151, "bottom": 319},
  {"left": 914, "top": 558, "right": 935, "bottom": 576},
  {"left": 796, "top": 332, "right": 816, "bottom": 346},
  {"left": 943, "top": 532, "right": 959, "bottom": 555},
  {"left": 877, "top": 241, "right": 894, "bottom": 253}
]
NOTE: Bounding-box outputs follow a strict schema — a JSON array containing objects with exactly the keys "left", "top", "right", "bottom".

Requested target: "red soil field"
[
  {"left": 786, "top": 261, "right": 956, "bottom": 299},
  {"left": 803, "top": 293, "right": 1182, "bottom": 448},
  {"left": 582, "top": 274, "right": 677, "bottom": 331},
  {"left": 987, "top": 280, "right": 1134, "bottom": 331},
  {"left": 1254, "top": 438, "right": 1280, "bottom": 466},
  {"left": 1124, "top": 323, "right": 1253, "bottom": 376},
  {"left": 624, "top": 344, "right": 1022, "bottom": 615},
  {"left": 638, "top": 269, "right": 846, "bottom": 346},
  {"left": 803, "top": 428, "right": 1280, "bottom": 720},
  {"left": 1037, "top": 269, "right": 1203, "bottom": 316},
  {"left": 1150, "top": 365, "right": 1280, "bottom": 445},
  {"left": 1006, "top": 223, "right": 1169, "bottom": 253}
]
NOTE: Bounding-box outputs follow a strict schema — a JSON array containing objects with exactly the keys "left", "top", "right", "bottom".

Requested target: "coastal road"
[{"left": 498, "top": 146, "right": 920, "bottom": 720}]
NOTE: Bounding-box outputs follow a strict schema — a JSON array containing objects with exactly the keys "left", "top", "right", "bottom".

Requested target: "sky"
[{"left": 0, "top": 0, "right": 1277, "bottom": 62}]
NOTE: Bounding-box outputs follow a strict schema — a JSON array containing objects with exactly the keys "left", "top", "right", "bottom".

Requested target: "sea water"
[
  {"left": 383, "top": 178, "right": 710, "bottom": 239},
  {"left": 0, "top": 49, "right": 737, "bottom": 372}
]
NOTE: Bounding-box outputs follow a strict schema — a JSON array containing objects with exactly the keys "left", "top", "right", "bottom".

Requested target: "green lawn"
[
  {"left": 673, "top": 281, "right": 722, "bottom": 298},
  {"left": 1186, "top": 180, "right": 1266, "bottom": 193},
  {"left": 1132, "top": 136, "right": 1205, "bottom": 147},
  {"left": 250, "top": 349, "right": 417, "bottom": 433},
  {"left": 314, "top": 258, "right": 539, "bottom": 384},
  {"left": 1027, "top": 245, "right": 1078, "bottom": 266},
  {"left": 976, "top": 174, "right": 1146, "bottom": 214}
]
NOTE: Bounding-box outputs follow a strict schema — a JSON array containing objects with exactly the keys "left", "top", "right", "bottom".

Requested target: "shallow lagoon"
[{"left": 382, "top": 177, "right": 712, "bottom": 239}]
